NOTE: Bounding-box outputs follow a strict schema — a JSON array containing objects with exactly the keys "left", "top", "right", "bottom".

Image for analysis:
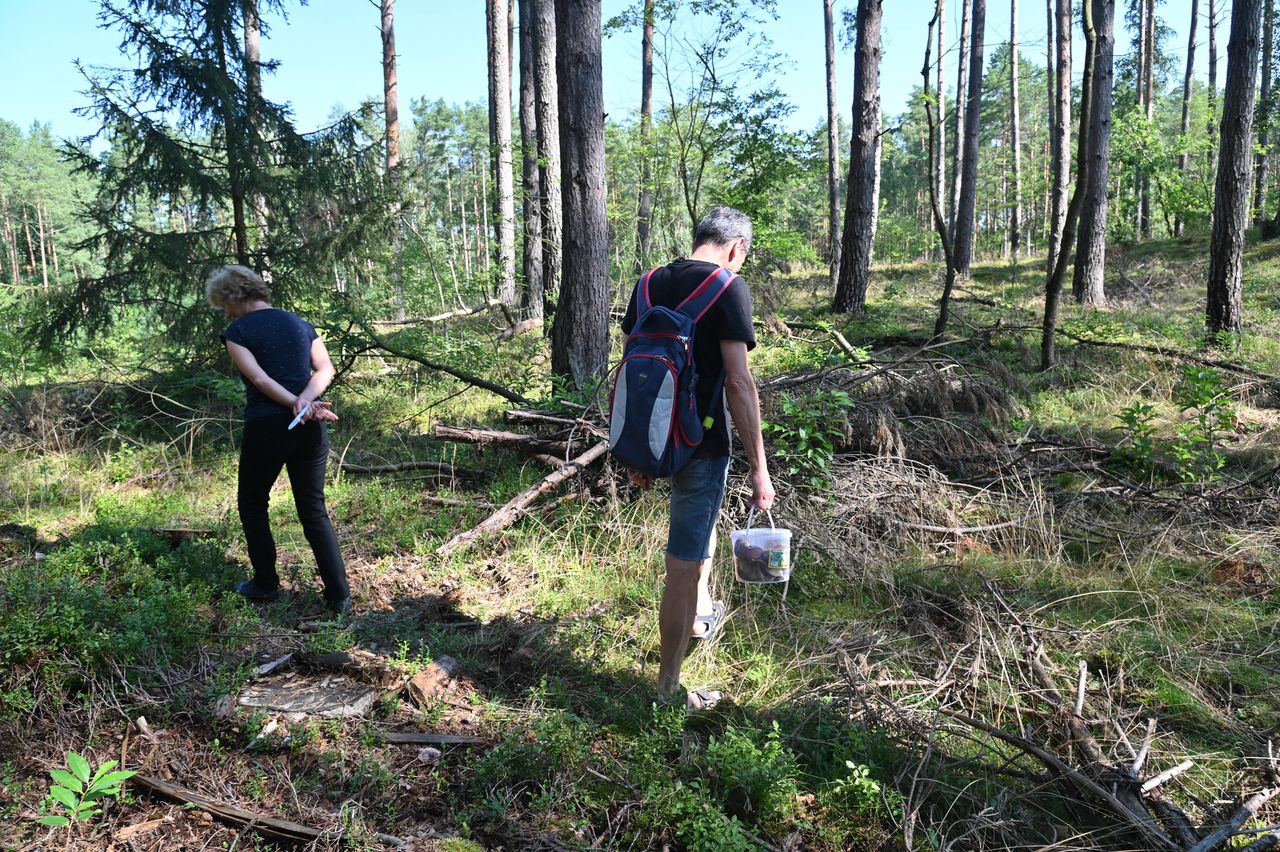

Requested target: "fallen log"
[
  {"left": 436, "top": 441, "right": 609, "bottom": 556},
  {"left": 497, "top": 317, "right": 543, "bottom": 340}
]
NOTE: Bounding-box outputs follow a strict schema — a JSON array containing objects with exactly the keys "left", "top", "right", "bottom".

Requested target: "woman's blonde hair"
[{"left": 205, "top": 265, "right": 272, "bottom": 308}]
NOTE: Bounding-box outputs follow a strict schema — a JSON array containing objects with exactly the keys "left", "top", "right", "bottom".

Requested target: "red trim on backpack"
[
  {"left": 691, "top": 273, "right": 736, "bottom": 323},
  {"left": 638, "top": 267, "right": 660, "bottom": 313},
  {"left": 675, "top": 266, "right": 729, "bottom": 313}
]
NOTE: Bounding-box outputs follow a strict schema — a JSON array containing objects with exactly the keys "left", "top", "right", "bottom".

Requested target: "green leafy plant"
[
  {"left": 37, "top": 752, "right": 135, "bottom": 826},
  {"left": 763, "top": 389, "right": 855, "bottom": 487},
  {"left": 1170, "top": 366, "right": 1235, "bottom": 482},
  {"left": 1113, "top": 401, "right": 1158, "bottom": 473}
]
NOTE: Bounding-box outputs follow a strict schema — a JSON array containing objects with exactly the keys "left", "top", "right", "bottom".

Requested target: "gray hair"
[
  {"left": 693, "top": 206, "right": 753, "bottom": 253},
  {"left": 205, "top": 264, "right": 272, "bottom": 307}
]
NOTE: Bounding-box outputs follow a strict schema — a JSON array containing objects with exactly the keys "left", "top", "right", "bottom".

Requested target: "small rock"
[
  {"left": 33, "top": 551, "right": 46, "bottom": 561},
  {"left": 416, "top": 746, "right": 442, "bottom": 764}
]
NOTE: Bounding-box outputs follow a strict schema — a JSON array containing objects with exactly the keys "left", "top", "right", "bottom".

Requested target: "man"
[{"left": 621, "top": 206, "right": 775, "bottom": 709}]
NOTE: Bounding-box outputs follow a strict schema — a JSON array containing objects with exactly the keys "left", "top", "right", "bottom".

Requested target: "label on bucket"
[{"left": 768, "top": 549, "right": 787, "bottom": 570}]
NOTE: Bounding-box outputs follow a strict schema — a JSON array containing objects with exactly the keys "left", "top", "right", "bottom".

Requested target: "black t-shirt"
[
  {"left": 220, "top": 308, "right": 319, "bottom": 422},
  {"left": 621, "top": 259, "right": 756, "bottom": 458}
]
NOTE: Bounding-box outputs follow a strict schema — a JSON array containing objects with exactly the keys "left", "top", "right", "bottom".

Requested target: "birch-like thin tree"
[
  {"left": 487, "top": 0, "right": 517, "bottom": 305},
  {"left": 833, "top": 0, "right": 883, "bottom": 315},
  {"left": 1206, "top": 0, "right": 1263, "bottom": 340}
]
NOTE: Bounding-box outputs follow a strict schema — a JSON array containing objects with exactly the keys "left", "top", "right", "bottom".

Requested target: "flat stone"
[{"left": 237, "top": 676, "right": 378, "bottom": 719}]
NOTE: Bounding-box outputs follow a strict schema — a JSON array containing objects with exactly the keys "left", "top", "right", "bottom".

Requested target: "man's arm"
[{"left": 720, "top": 339, "right": 775, "bottom": 511}]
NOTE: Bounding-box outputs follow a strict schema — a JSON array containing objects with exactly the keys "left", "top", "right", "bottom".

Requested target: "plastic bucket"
[{"left": 731, "top": 509, "right": 792, "bottom": 584}]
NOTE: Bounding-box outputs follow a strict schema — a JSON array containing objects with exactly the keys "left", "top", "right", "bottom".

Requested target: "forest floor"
[{"left": 2, "top": 235, "right": 1280, "bottom": 850}]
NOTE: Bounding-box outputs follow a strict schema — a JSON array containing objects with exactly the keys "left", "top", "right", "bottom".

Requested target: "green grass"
[{"left": 3, "top": 238, "right": 1280, "bottom": 847}]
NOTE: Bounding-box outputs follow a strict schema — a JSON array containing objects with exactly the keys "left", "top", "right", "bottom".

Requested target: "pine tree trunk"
[
  {"left": 825, "top": 0, "right": 842, "bottom": 291},
  {"left": 488, "top": 0, "right": 517, "bottom": 305},
  {"left": 519, "top": 0, "right": 544, "bottom": 318},
  {"left": 1254, "top": 0, "right": 1274, "bottom": 224},
  {"left": 459, "top": 167, "right": 472, "bottom": 279},
  {"left": 1072, "top": 0, "right": 1116, "bottom": 306},
  {"left": 1009, "top": 0, "right": 1022, "bottom": 259},
  {"left": 953, "top": 0, "right": 987, "bottom": 277},
  {"left": 833, "top": 0, "right": 883, "bottom": 315},
  {"left": 1207, "top": 0, "right": 1219, "bottom": 169},
  {"left": 936, "top": 0, "right": 946, "bottom": 261},
  {"left": 1044, "top": 0, "right": 1102, "bottom": 367},
  {"left": 380, "top": 0, "right": 405, "bottom": 319},
  {"left": 551, "top": 0, "right": 609, "bottom": 388},
  {"left": 950, "top": 0, "right": 973, "bottom": 234},
  {"left": 1140, "top": 0, "right": 1155, "bottom": 239},
  {"left": 532, "top": 0, "right": 561, "bottom": 321},
  {"left": 1047, "top": 0, "right": 1072, "bottom": 272},
  {"left": 243, "top": 0, "right": 268, "bottom": 250},
  {"left": 1176, "top": 0, "right": 1198, "bottom": 237},
  {"left": 35, "top": 201, "right": 48, "bottom": 291},
  {"left": 635, "top": 0, "right": 656, "bottom": 272},
  {"left": 216, "top": 20, "right": 250, "bottom": 267},
  {"left": 1207, "top": 0, "right": 1263, "bottom": 340}
]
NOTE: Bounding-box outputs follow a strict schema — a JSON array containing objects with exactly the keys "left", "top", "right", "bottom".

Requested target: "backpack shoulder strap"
[
  {"left": 634, "top": 266, "right": 662, "bottom": 314},
  {"left": 675, "top": 266, "right": 736, "bottom": 322}
]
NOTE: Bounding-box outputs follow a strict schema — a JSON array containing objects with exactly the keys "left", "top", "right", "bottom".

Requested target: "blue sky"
[{"left": 0, "top": 0, "right": 1221, "bottom": 143}]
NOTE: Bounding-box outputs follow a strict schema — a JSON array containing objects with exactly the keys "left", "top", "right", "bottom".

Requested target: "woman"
[{"left": 206, "top": 265, "right": 351, "bottom": 614}]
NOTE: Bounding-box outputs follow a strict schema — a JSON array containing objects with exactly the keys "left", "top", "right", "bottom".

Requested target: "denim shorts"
[{"left": 666, "top": 454, "right": 731, "bottom": 561}]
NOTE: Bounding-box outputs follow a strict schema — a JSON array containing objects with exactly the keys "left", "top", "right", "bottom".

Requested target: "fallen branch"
[
  {"left": 132, "top": 774, "right": 337, "bottom": 844},
  {"left": 503, "top": 409, "right": 607, "bottom": 438},
  {"left": 1188, "top": 786, "right": 1280, "bottom": 852},
  {"left": 362, "top": 326, "right": 535, "bottom": 406},
  {"left": 433, "top": 423, "right": 573, "bottom": 455},
  {"left": 379, "top": 731, "right": 485, "bottom": 745},
  {"left": 436, "top": 441, "right": 609, "bottom": 556},
  {"left": 942, "top": 711, "right": 1180, "bottom": 851},
  {"left": 339, "top": 459, "right": 475, "bottom": 478},
  {"left": 1054, "top": 329, "right": 1280, "bottom": 384},
  {"left": 896, "top": 517, "right": 1027, "bottom": 535},
  {"left": 370, "top": 298, "right": 504, "bottom": 326}
]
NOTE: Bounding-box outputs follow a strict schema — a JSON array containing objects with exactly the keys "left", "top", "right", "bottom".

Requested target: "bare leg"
[
  {"left": 692, "top": 532, "right": 717, "bottom": 636},
  {"left": 657, "top": 554, "right": 700, "bottom": 696}
]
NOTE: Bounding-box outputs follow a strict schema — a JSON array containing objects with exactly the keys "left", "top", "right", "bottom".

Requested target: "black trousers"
[{"left": 237, "top": 414, "right": 348, "bottom": 603}]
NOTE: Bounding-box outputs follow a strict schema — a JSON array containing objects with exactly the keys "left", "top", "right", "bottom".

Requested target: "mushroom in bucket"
[{"left": 731, "top": 509, "right": 791, "bottom": 584}]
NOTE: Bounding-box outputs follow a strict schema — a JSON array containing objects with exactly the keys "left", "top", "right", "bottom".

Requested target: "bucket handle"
[{"left": 745, "top": 506, "right": 776, "bottom": 532}]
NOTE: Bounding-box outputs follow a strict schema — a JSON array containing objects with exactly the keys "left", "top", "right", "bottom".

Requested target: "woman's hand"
[{"left": 304, "top": 400, "right": 339, "bottom": 422}]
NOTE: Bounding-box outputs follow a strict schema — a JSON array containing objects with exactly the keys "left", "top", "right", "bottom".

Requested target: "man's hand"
[
  {"left": 750, "top": 469, "right": 775, "bottom": 512},
  {"left": 628, "top": 470, "right": 654, "bottom": 488}
]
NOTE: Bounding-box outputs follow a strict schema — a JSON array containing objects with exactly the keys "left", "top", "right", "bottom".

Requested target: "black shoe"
[
  {"left": 234, "top": 579, "right": 281, "bottom": 602},
  {"left": 326, "top": 596, "right": 352, "bottom": 614}
]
